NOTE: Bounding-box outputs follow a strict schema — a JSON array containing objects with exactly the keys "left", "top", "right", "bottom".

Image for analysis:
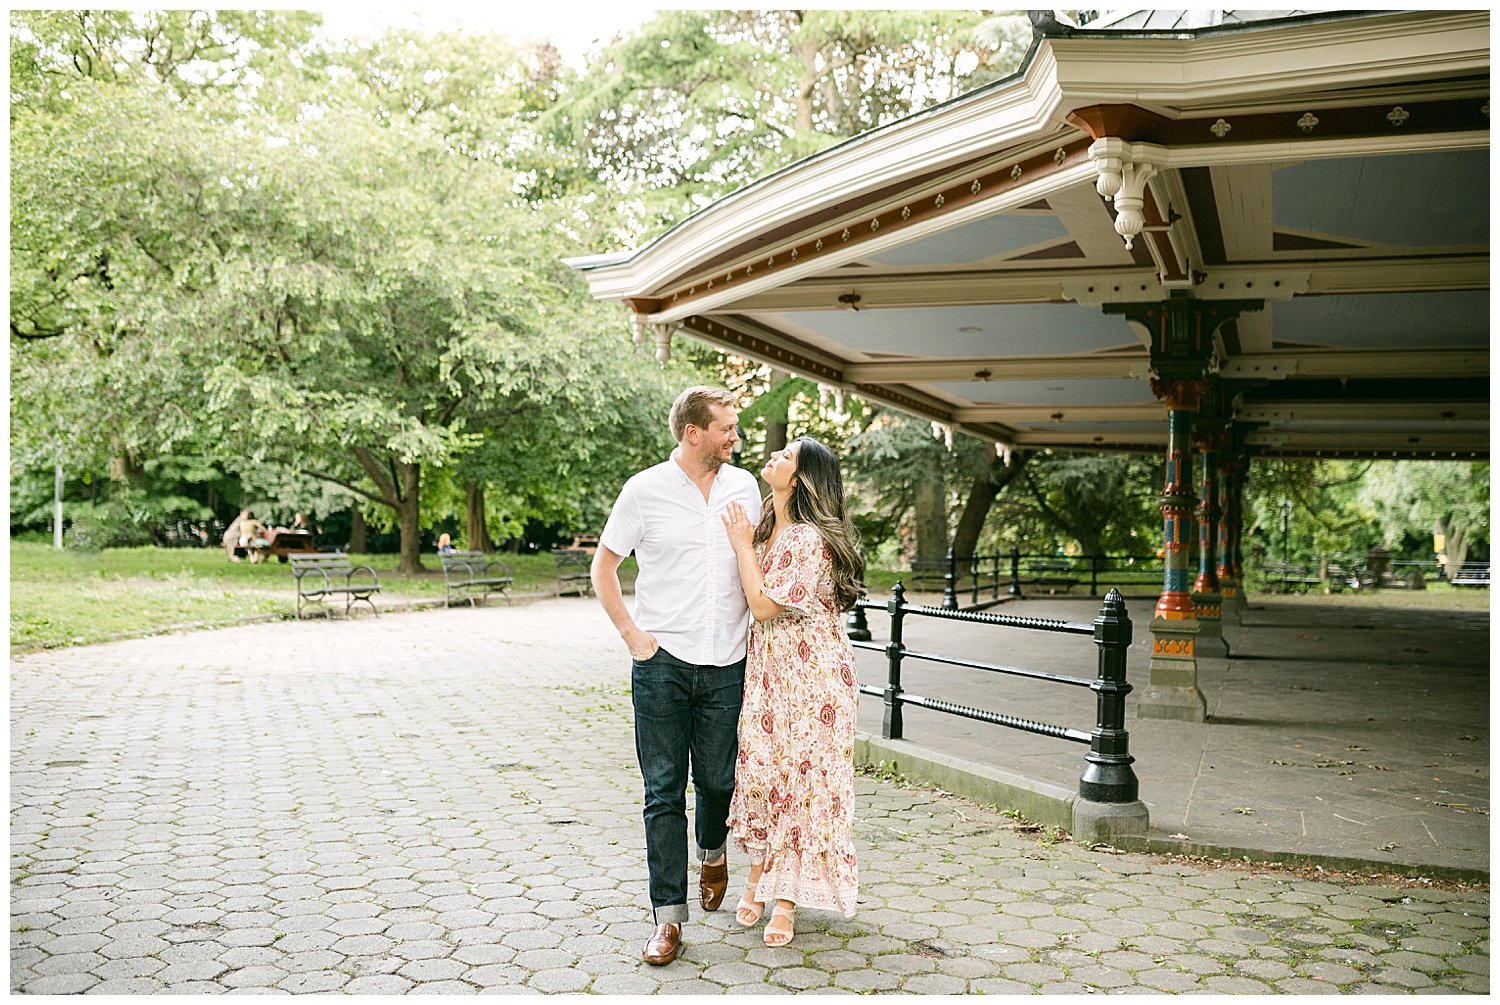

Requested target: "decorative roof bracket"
[{"left": 1089, "top": 137, "right": 1170, "bottom": 251}]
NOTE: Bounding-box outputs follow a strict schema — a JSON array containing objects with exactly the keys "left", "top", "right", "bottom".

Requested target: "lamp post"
[{"left": 1279, "top": 499, "right": 1292, "bottom": 592}]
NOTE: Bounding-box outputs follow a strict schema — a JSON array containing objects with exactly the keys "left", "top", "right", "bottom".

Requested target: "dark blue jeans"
[{"left": 631, "top": 645, "right": 744, "bottom": 924}]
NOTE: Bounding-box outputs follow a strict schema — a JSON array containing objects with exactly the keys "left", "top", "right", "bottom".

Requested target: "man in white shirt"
[{"left": 592, "top": 386, "right": 762, "bottom": 965}]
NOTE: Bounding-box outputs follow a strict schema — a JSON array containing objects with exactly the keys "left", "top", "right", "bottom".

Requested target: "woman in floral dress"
[{"left": 721, "top": 436, "right": 864, "bottom": 947}]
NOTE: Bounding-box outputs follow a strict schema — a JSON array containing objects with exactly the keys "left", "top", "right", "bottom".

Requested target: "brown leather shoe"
[
  {"left": 641, "top": 923, "right": 680, "bottom": 965},
  {"left": 699, "top": 857, "right": 728, "bottom": 911}
]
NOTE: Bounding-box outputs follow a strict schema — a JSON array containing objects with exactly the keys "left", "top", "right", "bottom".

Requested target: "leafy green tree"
[
  {"left": 1357, "top": 461, "right": 1489, "bottom": 572},
  {"left": 550, "top": 10, "right": 1030, "bottom": 228},
  {"left": 11, "top": 17, "right": 694, "bottom": 570},
  {"left": 1015, "top": 453, "right": 1161, "bottom": 560}
]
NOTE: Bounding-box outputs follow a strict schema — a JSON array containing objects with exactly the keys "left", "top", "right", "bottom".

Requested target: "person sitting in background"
[
  {"left": 222, "top": 509, "right": 251, "bottom": 562},
  {"left": 241, "top": 515, "right": 270, "bottom": 563},
  {"left": 437, "top": 533, "right": 457, "bottom": 555}
]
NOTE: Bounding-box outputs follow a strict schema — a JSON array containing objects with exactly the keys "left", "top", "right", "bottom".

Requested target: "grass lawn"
[
  {"left": 9, "top": 542, "right": 634, "bottom": 651},
  {"left": 10, "top": 541, "right": 1486, "bottom": 652}
]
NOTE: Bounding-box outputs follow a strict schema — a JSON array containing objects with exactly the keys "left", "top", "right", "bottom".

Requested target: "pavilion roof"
[{"left": 567, "top": 10, "right": 1489, "bottom": 460}]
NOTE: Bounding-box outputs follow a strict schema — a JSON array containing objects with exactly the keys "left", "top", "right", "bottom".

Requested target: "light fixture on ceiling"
[
  {"left": 837, "top": 292, "right": 862, "bottom": 311},
  {"left": 958, "top": 326, "right": 982, "bottom": 333}
]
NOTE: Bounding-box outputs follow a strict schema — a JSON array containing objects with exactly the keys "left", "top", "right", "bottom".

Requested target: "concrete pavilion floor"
[{"left": 852, "top": 588, "right": 1490, "bottom": 878}]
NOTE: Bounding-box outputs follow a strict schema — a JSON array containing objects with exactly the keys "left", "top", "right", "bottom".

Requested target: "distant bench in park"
[
  {"left": 290, "top": 553, "right": 382, "bottom": 619},
  {"left": 440, "top": 551, "right": 514, "bottom": 607},
  {"left": 552, "top": 548, "right": 594, "bottom": 597},
  {"left": 1450, "top": 564, "right": 1490, "bottom": 588}
]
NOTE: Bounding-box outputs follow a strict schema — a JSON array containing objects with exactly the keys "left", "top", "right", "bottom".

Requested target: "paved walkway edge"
[
  {"left": 855, "top": 733, "right": 1076, "bottom": 832},
  {"left": 855, "top": 733, "right": 1490, "bottom": 884}
]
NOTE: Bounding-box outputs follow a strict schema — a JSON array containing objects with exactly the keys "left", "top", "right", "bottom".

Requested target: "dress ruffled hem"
[{"left": 734, "top": 839, "right": 858, "bottom": 917}]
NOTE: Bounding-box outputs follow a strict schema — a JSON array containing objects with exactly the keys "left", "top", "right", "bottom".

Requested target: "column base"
[
  {"left": 1139, "top": 616, "right": 1206, "bottom": 722},
  {"left": 1192, "top": 590, "right": 1230, "bottom": 659},
  {"left": 1071, "top": 797, "right": 1149, "bottom": 850}
]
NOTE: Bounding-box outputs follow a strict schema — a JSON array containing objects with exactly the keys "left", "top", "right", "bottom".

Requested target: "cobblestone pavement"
[{"left": 11, "top": 600, "right": 1489, "bottom": 994}]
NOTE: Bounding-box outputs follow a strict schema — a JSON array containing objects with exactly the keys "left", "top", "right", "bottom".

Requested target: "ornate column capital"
[{"left": 1150, "top": 377, "right": 1211, "bottom": 412}]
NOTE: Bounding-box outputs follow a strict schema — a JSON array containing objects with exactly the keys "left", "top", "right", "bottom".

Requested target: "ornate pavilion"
[{"left": 566, "top": 10, "right": 1489, "bottom": 721}]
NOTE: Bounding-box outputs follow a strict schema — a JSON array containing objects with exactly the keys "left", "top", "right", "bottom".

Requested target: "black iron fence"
[
  {"left": 849, "top": 582, "right": 1139, "bottom": 807},
  {"left": 913, "top": 548, "right": 1165, "bottom": 609}
]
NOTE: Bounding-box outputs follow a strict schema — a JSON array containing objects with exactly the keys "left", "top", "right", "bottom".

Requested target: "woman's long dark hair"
[{"left": 754, "top": 436, "right": 865, "bottom": 611}]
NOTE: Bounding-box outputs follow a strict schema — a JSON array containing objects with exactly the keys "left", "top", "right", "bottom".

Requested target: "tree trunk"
[
  {"left": 349, "top": 507, "right": 367, "bottom": 554},
  {"left": 951, "top": 447, "right": 1029, "bottom": 560},
  {"left": 395, "top": 461, "right": 423, "bottom": 575},
  {"left": 913, "top": 451, "right": 948, "bottom": 562},
  {"left": 465, "top": 482, "right": 494, "bottom": 553}
]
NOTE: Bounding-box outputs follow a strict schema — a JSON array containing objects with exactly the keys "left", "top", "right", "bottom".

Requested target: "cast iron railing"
[
  {"left": 849, "top": 582, "right": 1139, "bottom": 806},
  {"left": 912, "top": 548, "right": 1166, "bottom": 609}
]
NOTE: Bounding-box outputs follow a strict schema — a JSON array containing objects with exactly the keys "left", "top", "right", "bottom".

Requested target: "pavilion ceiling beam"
[
  {"left": 953, "top": 403, "right": 1163, "bottom": 423},
  {"left": 707, "top": 256, "right": 1486, "bottom": 315},
  {"left": 1236, "top": 402, "right": 1488, "bottom": 422},
  {"left": 843, "top": 355, "right": 1152, "bottom": 384},
  {"left": 1244, "top": 430, "right": 1491, "bottom": 453},
  {"left": 1221, "top": 349, "right": 1487, "bottom": 381}
]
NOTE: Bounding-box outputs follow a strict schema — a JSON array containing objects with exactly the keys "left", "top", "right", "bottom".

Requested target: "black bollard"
[
  {"left": 1079, "top": 589, "right": 1139, "bottom": 803},
  {"left": 883, "top": 582, "right": 907, "bottom": 739},
  {"left": 846, "top": 582, "right": 872, "bottom": 641},
  {"left": 941, "top": 547, "right": 959, "bottom": 610},
  {"left": 1008, "top": 546, "right": 1022, "bottom": 598}
]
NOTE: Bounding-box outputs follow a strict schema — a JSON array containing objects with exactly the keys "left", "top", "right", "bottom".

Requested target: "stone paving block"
[
  {"left": 833, "top": 967, "right": 900, "bottom": 992},
  {"left": 275, "top": 970, "right": 349, "bottom": 993},
  {"left": 217, "top": 965, "right": 290, "bottom": 989},
  {"left": 88, "top": 977, "right": 168, "bottom": 993},
  {"left": 1375, "top": 966, "right": 1437, "bottom": 988},
  {"left": 344, "top": 974, "right": 415, "bottom": 993},
  {"left": 1274, "top": 976, "right": 1344, "bottom": 994}
]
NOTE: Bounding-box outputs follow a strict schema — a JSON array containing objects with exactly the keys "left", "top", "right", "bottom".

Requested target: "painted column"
[
  {"left": 1102, "top": 292, "right": 1262, "bottom": 723},
  {"left": 1140, "top": 378, "right": 1208, "bottom": 721},
  {"left": 1191, "top": 429, "right": 1228, "bottom": 658},
  {"left": 1216, "top": 456, "right": 1238, "bottom": 617}
]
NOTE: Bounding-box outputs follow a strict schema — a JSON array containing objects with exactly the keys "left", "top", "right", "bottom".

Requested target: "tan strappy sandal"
[
  {"left": 763, "top": 902, "right": 796, "bottom": 947},
  {"left": 735, "top": 885, "right": 764, "bottom": 927}
]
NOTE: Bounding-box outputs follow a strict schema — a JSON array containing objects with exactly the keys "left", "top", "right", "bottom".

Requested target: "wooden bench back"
[
  {"left": 552, "top": 548, "right": 591, "bottom": 574},
  {"left": 290, "top": 553, "right": 356, "bottom": 576}
]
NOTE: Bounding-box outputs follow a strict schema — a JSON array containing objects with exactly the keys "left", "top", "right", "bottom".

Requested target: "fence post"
[
  {"left": 846, "top": 582, "right": 871, "bottom": 641},
  {"left": 992, "top": 554, "right": 1001, "bottom": 600},
  {"left": 942, "top": 547, "right": 959, "bottom": 610},
  {"left": 883, "top": 582, "right": 907, "bottom": 740},
  {"left": 1008, "top": 546, "right": 1022, "bottom": 597},
  {"left": 1079, "top": 588, "right": 1139, "bottom": 803},
  {"left": 1090, "top": 555, "right": 1100, "bottom": 598},
  {"left": 970, "top": 554, "right": 980, "bottom": 606}
]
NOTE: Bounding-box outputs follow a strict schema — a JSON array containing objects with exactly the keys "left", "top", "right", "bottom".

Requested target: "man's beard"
[{"left": 694, "top": 441, "right": 729, "bottom": 471}]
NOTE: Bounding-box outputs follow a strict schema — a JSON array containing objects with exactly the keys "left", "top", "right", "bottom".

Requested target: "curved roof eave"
[{"left": 562, "top": 34, "right": 1053, "bottom": 290}]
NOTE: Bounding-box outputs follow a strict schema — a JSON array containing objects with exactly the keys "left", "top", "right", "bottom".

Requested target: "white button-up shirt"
[{"left": 599, "top": 451, "right": 762, "bottom": 667}]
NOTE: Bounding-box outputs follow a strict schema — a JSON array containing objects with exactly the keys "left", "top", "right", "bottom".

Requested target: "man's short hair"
[{"left": 669, "top": 386, "right": 738, "bottom": 441}]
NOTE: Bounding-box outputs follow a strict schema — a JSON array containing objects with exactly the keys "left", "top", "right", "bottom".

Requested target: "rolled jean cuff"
[
  {"left": 697, "top": 842, "right": 727, "bottom": 863},
  {"left": 653, "top": 903, "right": 689, "bottom": 925}
]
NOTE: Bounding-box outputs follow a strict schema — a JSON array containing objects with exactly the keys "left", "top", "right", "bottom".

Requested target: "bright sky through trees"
[{"left": 316, "top": 1, "right": 663, "bottom": 63}]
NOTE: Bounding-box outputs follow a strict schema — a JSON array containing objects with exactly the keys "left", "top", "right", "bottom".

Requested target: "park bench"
[
  {"left": 1451, "top": 564, "right": 1490, "bottom": 587},
  {"left": 1263, "top": 561, "right": 1323, "bottom": 591},
  {"left": 552, "top": 548, "right": 594, "bottom": 597},
  {"left": 1028, "top": 559, "right": 1080, "bottom": 595},
  {"left": 908, "top": 555, "right": 952, "bottom": 593},
  {"left": 290, "top": 553, "right": 382, "bottom": 619},
  {"left": 440, "top": 550, "right": 514, "bottom": 607}
]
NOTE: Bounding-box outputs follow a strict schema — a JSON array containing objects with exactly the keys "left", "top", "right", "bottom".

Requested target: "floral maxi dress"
[{"left": 728, "top": 523, "right": 859, "bottom": 916}]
